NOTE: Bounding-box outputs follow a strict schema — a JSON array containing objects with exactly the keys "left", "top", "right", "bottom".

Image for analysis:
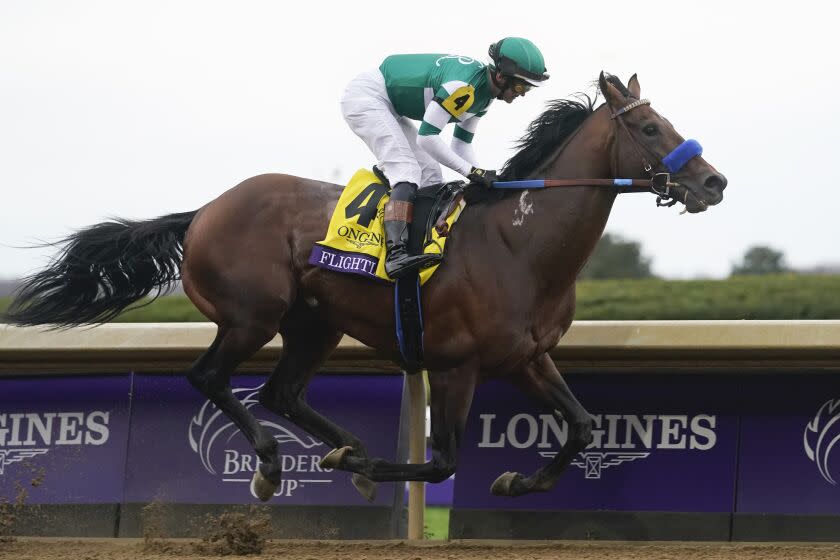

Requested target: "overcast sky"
[{"left": 1, "top": 0, "right": 837, "bottom": 280}]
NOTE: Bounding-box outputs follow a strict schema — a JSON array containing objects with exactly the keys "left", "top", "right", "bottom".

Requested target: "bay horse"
[{"left": 5, "top": 73, "right": 726, "bottom": 501}]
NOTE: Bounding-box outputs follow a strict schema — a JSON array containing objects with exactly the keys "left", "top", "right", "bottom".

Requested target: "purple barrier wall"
[
  {"left": 124, "top": 373, "right": 404, "bottom": 506},
  {"left": 453, "top": 370, "right": 840, "bottom": 515},
  {"left": 9, "top": 367, "right": 840, "bottom": 539},
  {"left": 737, "top": 373, "right": 840, "bottom": 514},
  {"left": 1, "top": 373, "right": 405, "bottom": 509},
  {"left": 424, "top": 474, "right": 454, "bottom": 507},
  {"left": 455, "top": 373, "right": 739, "bottom": 511},
  {"left": 0, "top": 374, "right": 132, "bottom": 504}
]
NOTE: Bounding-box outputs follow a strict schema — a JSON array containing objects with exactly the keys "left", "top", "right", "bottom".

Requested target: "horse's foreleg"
[
  {"left": 491, "top": 353, "right": 593, "bottom": 497},
  {"left": 187, "top": 326, "right": 282, "bottom": 501},
  {"left": 330, "top": 366, "right": 477, "bottom": 484},
  {"left": 257, "top": 323, "right": 378, "bottom": 501}
]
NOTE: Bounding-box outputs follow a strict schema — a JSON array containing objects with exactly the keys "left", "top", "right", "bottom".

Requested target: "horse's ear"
[
  {"left": 599, "top": 71, "right": 626, "bottom": 110},
  {"left": 628, "top": 73, "right": 641, "bottom": 98},
  {"left": 598, "top": 71, "right": 609, "bottom": 96}
]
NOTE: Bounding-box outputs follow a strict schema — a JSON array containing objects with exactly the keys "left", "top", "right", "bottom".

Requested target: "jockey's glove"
[{"left": 467, "top": 167, "right": 498, "bottom": 190}]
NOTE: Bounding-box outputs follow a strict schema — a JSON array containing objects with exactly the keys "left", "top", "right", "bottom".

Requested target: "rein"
[
  {"left": 492, "top": 176, "right": 672, "bottom": 194},
  {"left": 493, "top": 98, "right": 703, "bottom": 208}
]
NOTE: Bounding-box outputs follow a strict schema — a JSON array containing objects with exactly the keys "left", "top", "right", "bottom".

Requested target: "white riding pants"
[{"left": 340, "top": 69, "right": 443, "bottom": 188}]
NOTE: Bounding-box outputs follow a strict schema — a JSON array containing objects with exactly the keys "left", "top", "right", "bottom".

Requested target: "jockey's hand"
[{"left": 467, "top": 167, "right": 498, "bottom": 189}]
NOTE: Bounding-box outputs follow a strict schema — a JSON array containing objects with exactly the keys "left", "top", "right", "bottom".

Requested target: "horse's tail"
[{"left": 4, "top": 210, "right": 198, "bottom": 327}]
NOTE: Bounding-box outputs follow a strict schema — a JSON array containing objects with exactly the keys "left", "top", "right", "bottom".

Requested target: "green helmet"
[{"left": 488, "top": 37, "right": 549, "bottom": 86}]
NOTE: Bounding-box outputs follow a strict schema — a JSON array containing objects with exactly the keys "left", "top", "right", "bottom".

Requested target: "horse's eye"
[{"left": 642, "top": 124, "right": 658, "bottom": 136}]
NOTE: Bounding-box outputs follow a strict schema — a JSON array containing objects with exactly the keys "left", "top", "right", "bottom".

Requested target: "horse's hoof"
[
  {"left": 320, "top": 445, "right": 353, "bottom": 469},
  {"left": 251, "top": 470, "right": 278, "bottom": 502},
  {"left": 351, "top": 473, "right": 377, "bottom": 503},
  {"left": 490, "top": 471, "right": 525, "bottom": 497}
]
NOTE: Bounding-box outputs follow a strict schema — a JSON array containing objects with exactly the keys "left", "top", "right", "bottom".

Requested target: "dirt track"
[{"left": 3, "top": 539, "right": 840, "bottom": 560}]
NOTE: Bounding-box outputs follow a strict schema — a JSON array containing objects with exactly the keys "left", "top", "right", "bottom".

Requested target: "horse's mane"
[
  {"left": 465, "top": 75, "right": 630, "bottom": 204},
  {"left": 499, "top": 94, "right": 597, "bottom": 181},
  {"left": 464, "top": 95, "right": 596, "bottom": 204}
]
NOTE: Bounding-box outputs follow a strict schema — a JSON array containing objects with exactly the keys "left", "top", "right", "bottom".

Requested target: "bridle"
[
  {"left": 609, "top": 98, "right": 702, "bottom": 207},
  {"left": 489, "top": 96, "right": 706, "bottom": 211}
]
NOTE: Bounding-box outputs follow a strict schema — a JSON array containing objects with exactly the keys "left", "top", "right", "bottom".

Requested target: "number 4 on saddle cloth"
[{"left": 308, "top": 168, "right": 465, "bottom": 372}]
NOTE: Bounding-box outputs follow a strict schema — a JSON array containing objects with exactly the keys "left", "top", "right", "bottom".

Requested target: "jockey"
[{"left": 341, "top": 37, "right": 549, "bottom": 279}]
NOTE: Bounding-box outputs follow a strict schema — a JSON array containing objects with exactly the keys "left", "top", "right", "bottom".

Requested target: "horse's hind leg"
[
  {"left": 187, "top": 325, "right": 282, "bottom": 501},
  {"left": 257, "top": 311, "right": 378, "bottom": 500},
  {"left": 490, "top": 353, "right": 594, "bottom": 497},
  {"left": 330, "top": 364, "right": 477, "bottom": 484}
]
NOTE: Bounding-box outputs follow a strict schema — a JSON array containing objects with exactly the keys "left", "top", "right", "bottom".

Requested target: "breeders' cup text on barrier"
[{"left": 189, "top": 384, "right": 336, "bottom": 499}]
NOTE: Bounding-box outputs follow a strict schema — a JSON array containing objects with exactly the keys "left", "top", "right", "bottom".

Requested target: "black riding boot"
[{"left": 383, "top": 182, "right": 441, "bottom": 279}]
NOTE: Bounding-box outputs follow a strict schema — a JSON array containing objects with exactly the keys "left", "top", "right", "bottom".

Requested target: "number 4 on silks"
[
  {"left": 441, "top": 85, "right": 475, "bottom": 117},
  {"left": 453, "top": 94, "right": 470, "bottom": 111},
  {"left": 344, "top": 183, "right": 389, "bottom": 228}
]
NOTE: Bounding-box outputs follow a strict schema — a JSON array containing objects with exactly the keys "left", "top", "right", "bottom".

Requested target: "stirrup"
[{"left": 385, "top": 252, "right": 441, "bottom": 279}]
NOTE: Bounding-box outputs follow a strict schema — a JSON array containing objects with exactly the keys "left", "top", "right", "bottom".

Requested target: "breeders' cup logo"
[
  {"left": 479, "top": 412, "right": 717, "bottom": 479},
  {"left": 188, "top": 384, "right": 330, "bottom": 499},
  {"left": 804, "top": 399, "right": 840, "bottom": 485},
  {"left": 0, "top": 411, "right": 111, "bottom": 476}
]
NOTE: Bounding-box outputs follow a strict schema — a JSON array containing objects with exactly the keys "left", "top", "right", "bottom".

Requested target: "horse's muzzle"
[
  {"left": 704, "top": 173, "right": 727, "bottom": 194},
  {"left": 700, "top": 173, "right": 727, "bottom": 207}
]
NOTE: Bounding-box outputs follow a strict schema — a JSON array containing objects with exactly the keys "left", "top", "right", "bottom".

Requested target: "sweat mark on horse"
[
  {"left": 4, "top": 73, "right": 726, "bottom": 502},
  {"left": 512, "top": 191, "right": 534, "bottom": 227}
]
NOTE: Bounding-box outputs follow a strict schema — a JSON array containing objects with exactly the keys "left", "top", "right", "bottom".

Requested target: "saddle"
[
  {"left": 392, "top": 177, "right": 466, "bottom": 256},
  {"left": 309, "top": 168, "right": 464, "bottom": 284},
  {"left": 308, "top": 168, "right": 466, "bottom": 373}
]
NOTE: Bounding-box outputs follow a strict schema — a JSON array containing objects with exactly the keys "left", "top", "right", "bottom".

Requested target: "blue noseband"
[{"left": 662, "top": 139, "right": 702, "bottom": 173}]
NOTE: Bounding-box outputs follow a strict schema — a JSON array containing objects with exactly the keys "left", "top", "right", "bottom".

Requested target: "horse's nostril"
[{"left": 705, "top": 174, "right": 727, "bottom": 192}]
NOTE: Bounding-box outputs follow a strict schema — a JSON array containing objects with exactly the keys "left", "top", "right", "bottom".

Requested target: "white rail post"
[{"left": 406, "top": 371, "right": 426, "bottom": 540}]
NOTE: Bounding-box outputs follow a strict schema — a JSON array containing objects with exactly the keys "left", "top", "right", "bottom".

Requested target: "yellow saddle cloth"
[{"left": 308, "top": 168, "right": 463, "bottom": 284}]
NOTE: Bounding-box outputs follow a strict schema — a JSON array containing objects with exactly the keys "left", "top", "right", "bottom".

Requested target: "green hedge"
[
  {"left": 575, "top": 274, "right": 840, "bottom": 320},
  {"left": 2, "top": 274, "right": 839, "bottom": 322}
]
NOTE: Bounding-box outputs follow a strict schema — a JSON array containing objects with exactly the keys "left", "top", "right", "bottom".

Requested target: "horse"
[{"left": 4, "top": 72, "right": 726, "bottom": 501}]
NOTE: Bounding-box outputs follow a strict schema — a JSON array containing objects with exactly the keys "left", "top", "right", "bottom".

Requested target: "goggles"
[{"left": 511, "top": 79, "right": 532, "bottom": 95}]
